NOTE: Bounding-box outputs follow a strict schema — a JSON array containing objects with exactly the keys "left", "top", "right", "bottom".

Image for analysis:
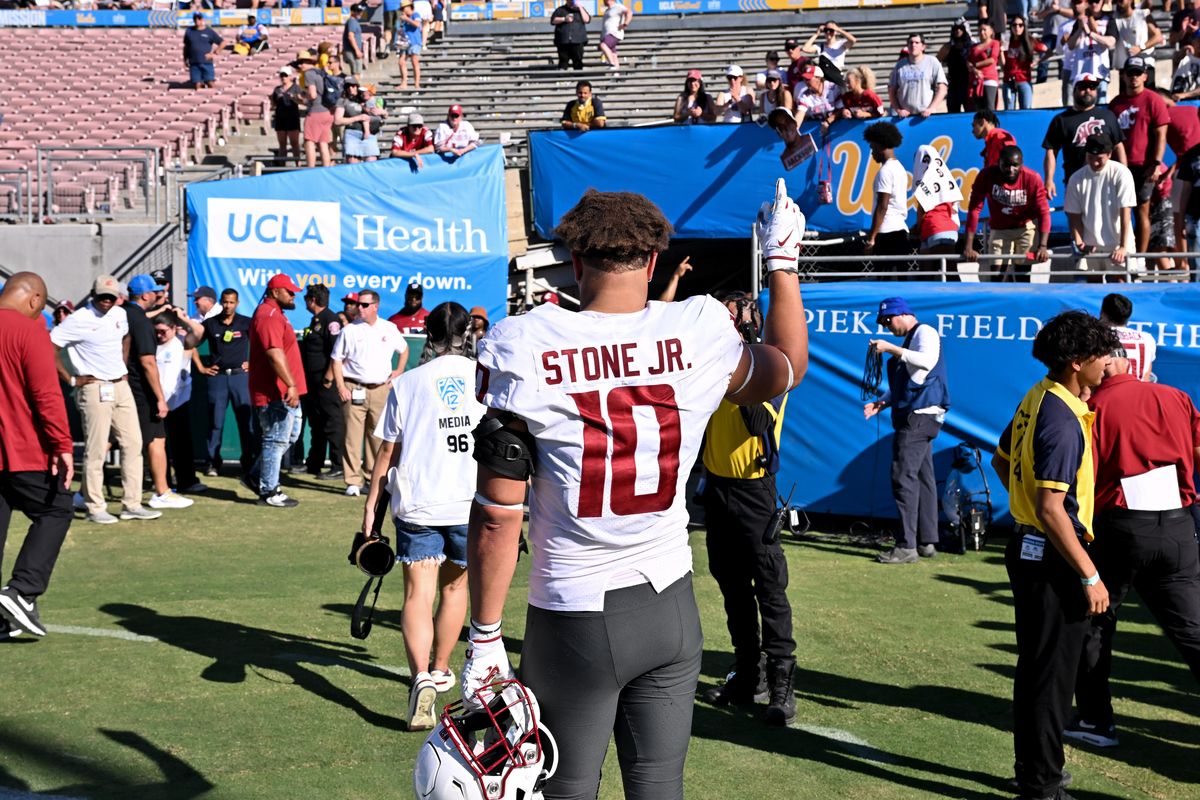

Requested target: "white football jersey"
[
  {"left": 374, "top": 354, "right": 486, "bottom": 525},
  {"left": 1113, "top": 324, "right": 1156, "bottom": 381},
  {"left": 476, "top": 297, "right": 745, "bottom": 612}
]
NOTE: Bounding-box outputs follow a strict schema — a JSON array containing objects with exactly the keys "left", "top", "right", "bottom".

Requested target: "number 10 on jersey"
[{"left": 569, "top": 384, "right": 682, "bottom": 518}]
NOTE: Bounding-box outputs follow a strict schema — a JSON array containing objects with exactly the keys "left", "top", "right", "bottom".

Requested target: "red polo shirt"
[
  {"left": 1088, "top": 373, "right": 1200, "bottom": 511},
  {"left": 0, "top": 309, "right": 73, "bottom": 471},
  {"left": 249, "top": 298, "right": 307, "bottom": 407}
]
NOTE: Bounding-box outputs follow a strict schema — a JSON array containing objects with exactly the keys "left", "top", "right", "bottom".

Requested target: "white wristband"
[{"left": 1081, "top": 572, "right": 1100, "bottom": 586}]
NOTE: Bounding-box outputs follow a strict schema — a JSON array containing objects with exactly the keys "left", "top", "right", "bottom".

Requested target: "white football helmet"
[{"left": 413, "top": 679, "right": 558, "bottom": 800}]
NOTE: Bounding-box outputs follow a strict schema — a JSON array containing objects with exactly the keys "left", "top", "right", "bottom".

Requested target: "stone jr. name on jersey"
[{"left": 537, "top": 339, "right": 690, "bottom": 386}]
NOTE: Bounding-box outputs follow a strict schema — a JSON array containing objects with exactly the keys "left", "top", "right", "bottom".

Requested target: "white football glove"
[
  {"left": 460, "top": 619, "right": 515, "bottom": 712},
  {"left": 755, "top": 178, "right": 805, "bottom": 272}
]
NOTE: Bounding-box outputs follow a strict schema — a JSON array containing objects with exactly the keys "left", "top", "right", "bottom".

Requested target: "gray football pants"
[{"left": 520, "top": 573, "right": 703, "bottom": 800}]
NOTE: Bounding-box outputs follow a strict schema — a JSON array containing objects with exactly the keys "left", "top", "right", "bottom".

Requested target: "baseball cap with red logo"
[
  {"left": 267, "top": 274, "right": 302, "bottom": 293},
  {"left": 1073, "top": 72, "right": 1101, "bottom": 87},
  {"left": 448, "top": 103, "right": 464, "bottom": 117},
  {"left": 800, "top": 64, "right": 824, "bottom": 81},
  {"left": 341, "top": 292, "right": 360, "bottom": 304}
]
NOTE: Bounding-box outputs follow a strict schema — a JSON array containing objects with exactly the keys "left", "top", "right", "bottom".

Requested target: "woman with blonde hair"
[{"left": 839, "top": 65, "right": 883, "bottom": 119}]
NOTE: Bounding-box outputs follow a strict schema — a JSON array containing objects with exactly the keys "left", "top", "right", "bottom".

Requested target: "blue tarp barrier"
[
  {"left": 530, "top": 107, "right": 1195, "bottom": 238},
  {"left": 186, "top": 147, "right": 509, "bottom": 327},
  {"left": 772, "top": 282, "right": 1200, "bottom": 523}
]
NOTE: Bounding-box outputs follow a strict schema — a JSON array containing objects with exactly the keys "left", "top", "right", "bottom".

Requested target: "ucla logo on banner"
[
  {"left": 207, "top": 198, "right": 342, "bottom": 262},
  {"left": 437, "top": 377, "right": 467, "bottom": 411}
]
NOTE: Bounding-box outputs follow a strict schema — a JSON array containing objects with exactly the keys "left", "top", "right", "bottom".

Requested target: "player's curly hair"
[
  {"left": 863, "top": 121, "right": 903, "bottom": 150},
  {"left": 1032, "top": 310, "right": 1120, "bottom": 373},
  {"left": 553, "top": 189, "right": 673, "bottom": 273}
]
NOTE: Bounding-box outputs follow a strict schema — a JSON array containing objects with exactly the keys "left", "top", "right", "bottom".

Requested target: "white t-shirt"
[
  {"left": 374, "top": 354, "right": 486, "bottom": 525},
  {"left": 874, "top": 158, "right": 910, "bottom": 233},
  {"left": 413, "top": 0, "right": 433, "bottom": 25},
  {"left": 50, "top": 303, "right": 129, "bottom": 380},
  {"left": 1060, "top": 16, "right": 1112, "bottom": 80},
  {"left": 821, "top": 40, "right": 849, "bottom": 68},
  {"left": 1113, "top": 324, "right": 1157, "bottom": 381},
  {"left": 435, "top": 119, "right": 480, "bottom": 150},
  {"left": 795, "top": 81, "right": 842, "bottom": 119},
  {"left": 156, "top": 336, "right": 192, "bottom": 411},
  {"left": 1113, "top": 9, "right": 1155, "bottom": 71},
  {"left": 602, "top": 2, "right": 627, "bottom": 40},
  {"left": 717, "top": 84, "right": 753, "bottom": 123},
  {"left": 1064, "top": 159, "right": 1136, "bottom": 249},
  {"left": 331, "top": 318, "right": 408, "bottom": 384},
  {"left": 476, "top": 297, "right": 744, "bottom": 612}
]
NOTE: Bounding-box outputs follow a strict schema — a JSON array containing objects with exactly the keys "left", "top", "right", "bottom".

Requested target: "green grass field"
[{"left": 1, "top": 472, "right": 1197, "bottom": 800}]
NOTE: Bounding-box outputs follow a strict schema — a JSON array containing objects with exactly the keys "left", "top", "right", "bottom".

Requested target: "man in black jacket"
[
  {"left": 550, "top": 0, "right": 590, "bottom": 70},
  {"left": 301, "top": 283, "right": 346, "bottom": 480}
]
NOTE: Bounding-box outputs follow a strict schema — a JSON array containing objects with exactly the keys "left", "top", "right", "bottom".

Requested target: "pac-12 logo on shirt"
[{"left": 438, "top": 376, "right": 467, "bottom": 411}]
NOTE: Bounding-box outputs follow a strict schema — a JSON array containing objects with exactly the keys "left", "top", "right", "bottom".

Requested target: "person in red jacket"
[
  {"left": 0, "top": 272, "right": 74, "bottom": 639},
  {"left": 973, "top": 108, "right": 1017, "bottom": 169},
  {"left": 963, "top": 144, "right": 1052, "bottom": 281}
]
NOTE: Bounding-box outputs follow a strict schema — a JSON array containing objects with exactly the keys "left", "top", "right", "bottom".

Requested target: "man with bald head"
[{"left": 0, "top": 273, "right": 75, "bottom": 638}]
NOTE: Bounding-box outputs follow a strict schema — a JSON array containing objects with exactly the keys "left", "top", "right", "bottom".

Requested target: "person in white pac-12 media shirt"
[
  {"left": 1099, "top": 291, "right": 1156, "bottom": 382},
  {"left": 459, "top": 185, "right": 809, "bottom": 800},
  {"left": 361, "top": 302, "right": 485, "bottom": 733}
]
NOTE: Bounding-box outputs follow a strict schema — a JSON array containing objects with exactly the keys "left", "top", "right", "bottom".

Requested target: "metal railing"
[
  {"left": 0, "top": 165, "right": 33, "bottom": 224},
  {"left": 35, "top": 145, "right": 160, "bottom": 223},
  {"left": 168, "top": 163, "right": 237, "bottom": 226}
]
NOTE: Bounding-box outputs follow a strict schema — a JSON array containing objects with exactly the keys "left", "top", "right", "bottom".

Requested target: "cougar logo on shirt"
[
  {"left": 438, "top": 376, "right": 467, "bottom": 411},
  {"left": 1116, "top": 107, "right": 1137, "bottom": 131},
  {"left": 207, "top": 198, "right": 342, "bottom": 261},
  {"left": 1071, "top": 117, "right": 1108, "bottom": 146}
]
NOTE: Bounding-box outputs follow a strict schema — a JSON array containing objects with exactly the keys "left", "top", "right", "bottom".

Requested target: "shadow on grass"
[
  {"left": 99, "top": 603, "right": 407, "bottom": 732},
  {"left": 0, "top": 727, "right": 213, "bottom": 800}
]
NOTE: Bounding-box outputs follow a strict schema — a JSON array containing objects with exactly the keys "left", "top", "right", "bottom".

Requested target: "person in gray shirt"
[{"left": 888, "top": 33, "right": 949, "bottom": 117}]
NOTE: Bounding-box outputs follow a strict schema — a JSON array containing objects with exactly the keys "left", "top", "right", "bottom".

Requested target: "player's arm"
[{"left": 728, "top": 179, "right": 809, "bottom": 405}]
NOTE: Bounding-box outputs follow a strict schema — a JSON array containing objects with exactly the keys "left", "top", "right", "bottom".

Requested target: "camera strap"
[{"left": 351, "top": 574, "right": 384, "bottom": 640}]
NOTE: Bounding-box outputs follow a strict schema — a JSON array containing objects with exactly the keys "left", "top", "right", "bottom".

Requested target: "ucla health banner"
[
  {"left": 186, "top": 147, "right": 508, "bottom": 327},
  {"left": 775, "top": 283, "right": 1200, "bottom": 524},
  {"left": 531, "top": 106, "right": 1196, "bottom": 237}
]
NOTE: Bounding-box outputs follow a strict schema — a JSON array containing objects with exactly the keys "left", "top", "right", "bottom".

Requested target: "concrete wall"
[{"left": 0, "top": 224, "right": 159, "bottom": 304}]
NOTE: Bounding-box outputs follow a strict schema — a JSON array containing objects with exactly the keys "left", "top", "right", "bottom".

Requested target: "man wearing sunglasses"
[{"left": 390, "top": 112, "right": 435, "bottom": 170}]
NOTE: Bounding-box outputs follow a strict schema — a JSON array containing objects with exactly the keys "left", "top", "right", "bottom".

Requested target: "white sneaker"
[
  {"left": 73, "top": 491, "right": 87, "bottom": 511},
  {"left": 87, "top": 510, "right": 120, "bottom": 525},
  {"left": 120, "top": 506, "right": 163, "bottom": 521},
  {"left": 149, "top": 491, "right": 194, "bottom": 510},
  {"left": 344, "top": 485, "right": 362, "bottom": 497},
  {"left": 407, "top": 672, "right": 439, "bottom": 731},
  {"left": 430, "top": 668, "right": 456, "bottom": 694}
]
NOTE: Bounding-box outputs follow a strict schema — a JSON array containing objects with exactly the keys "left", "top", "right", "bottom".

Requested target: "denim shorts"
[
  {"left": 405, "top": 42, "right": 423, "bottom": 56},
  {"left": 393, "top": 519, "right": 467, "bottom": 566},
  {"left": 189, "top": 62, "right": 215, "bottom": 84},
  {"left": 921, "top": 229, "right": 959, "bottom": 250}
]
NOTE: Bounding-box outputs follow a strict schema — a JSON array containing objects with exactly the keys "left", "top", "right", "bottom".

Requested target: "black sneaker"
[
  {"left": 877, "top": 547, "right": 919, "bottom": 564},
  {"left": 1007, "top": 769, "right": 1073, "bottom": 791},
  {"left": 764, "top": 658, "right": 796, "bottom": 726},
  {"left": 702, "top": 654, "right": 767, "bottom": 705},
  {"left": 1063, "top": 715, "right": 1119, "bottom": 747},
  {"left": 316, "top": 469, "right": 345, "bottom": 481},
  {"left": 257, "top": 491, "right": 299, "bottom": 508},
  {"left": 0, "top": 617, "right": 22, "bottom": 640},
  {"left": 0, "top": 585, "right": 46, "bottom": 636}
]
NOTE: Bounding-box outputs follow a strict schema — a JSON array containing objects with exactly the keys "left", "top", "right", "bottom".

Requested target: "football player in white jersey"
[
  {"left": 362, "top": 302, "right": 486, "bottom": 732},
  {"left": 460, "top": 184, "right": 808, "bottom": 800},
  {"left": 1100, "top": 293, "right": 1157, "bottom": 382}
]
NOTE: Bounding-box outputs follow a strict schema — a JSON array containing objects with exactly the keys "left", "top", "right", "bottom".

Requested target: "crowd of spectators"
[{"left": 45, "top": 271, "right": 494, "bottom": 516}]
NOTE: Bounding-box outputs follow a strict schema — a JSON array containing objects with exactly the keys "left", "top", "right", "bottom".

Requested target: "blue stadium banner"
[
  {"left": 530, "top": 106, "right": 1197, "bottom": 237},
  {"left": 772, "top": 282, "right": 1200, "bottom": 523},
  {"left": 185, "top": 147, "right": 509, "bottom": 328}
]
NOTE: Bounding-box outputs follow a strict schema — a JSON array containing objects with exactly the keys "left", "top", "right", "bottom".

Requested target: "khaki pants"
[
  {"left": 987, "top": 223, "right": 1035, "bottom": 281},
  {"left": 342, "top": 381, "right": 390, "bottom": 488},
  {"left": 76, "top": 380, "right": 144, "bottom": 515}
]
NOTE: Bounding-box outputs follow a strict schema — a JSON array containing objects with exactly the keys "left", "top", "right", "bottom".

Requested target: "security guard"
[
  {"left": 700, "top": 292, "right": 796, "bottom": 727},
  {"left": 301, "top": 283, "right": 345, "bottom": 479},
  {"left": 1068, "top": 354, "right": 1200, "bottom": 749},
  {"left": 197, "top": 288, "right": 255, "bottom": 477},
  {"left": 992, "top": 310, "right": 1118, "bottom": 800}
]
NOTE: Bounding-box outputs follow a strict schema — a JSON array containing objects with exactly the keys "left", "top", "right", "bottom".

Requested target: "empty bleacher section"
[{"left": 0, "top": 24, "right": 369, "bottom": 221}]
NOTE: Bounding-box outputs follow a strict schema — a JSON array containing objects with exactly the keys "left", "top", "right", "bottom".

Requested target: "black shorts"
[
  {"left": 1128, "top": 163, "right": 1157, "bottom": 205},
  {"left": 133, "top": 390, "right": 166, "bottom": 442}
]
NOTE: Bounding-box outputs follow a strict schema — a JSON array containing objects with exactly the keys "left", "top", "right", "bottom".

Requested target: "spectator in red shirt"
[
  {"left": 1068, "top": 355, "right": 1200, "bottom": 750},
  {"left": 1161, "top": 92, "right": 1200, "bottom": 271},
  {"left": 1110, "top": 56, "right": 1171, "bottom": 262},
  {"left": 0, "top": 273, "right": 74, "bottom": 639},
  {"left": 969, "top": 20, "right": 1002, "bottom": 111},
  {"left": 838, "top": 66, "right": 884, "bottom": 120},
  {"left": 388, "top": 283, "right": 429, "bottom": 333},
  {"left": 964, "top": 145, "right": 1052, "bottom": 281},
  {"left": 248, "top": 273, "right": 307, "bottom": 508},
  {"left": 783, "top": 36, "right": 810, "bottom": 90},
  {"left": 1004, "top": 15, "right": 1046, "bottom": 110},
  {"left": 973, "top": 108, "right": 1017, "bottom": 169},
  {"left": 390, "top": 112, "right": 435, "bottom": 170}
]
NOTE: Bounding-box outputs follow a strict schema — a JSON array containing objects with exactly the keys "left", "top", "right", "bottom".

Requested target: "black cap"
[
  {"left": 1085, "top": 132, "right": 1115, "bottom": 154},
  {"left": 190, "top": 285, "right": 217, "bottom": 301},
  {"left": 406, "top": 283, "right": 424, "bottom": 297},
  {"left": 784, "top": 37, "right": 801, "bottom": 49},
  {"left": 1123, "top": 55, "right": 1148, "bottom": 74},
  {"left": 766, "top": 50, "right": 780, "bottom": 61},
  {"left": 150, "top": 268, "right": 169, "bottom": 285}
]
